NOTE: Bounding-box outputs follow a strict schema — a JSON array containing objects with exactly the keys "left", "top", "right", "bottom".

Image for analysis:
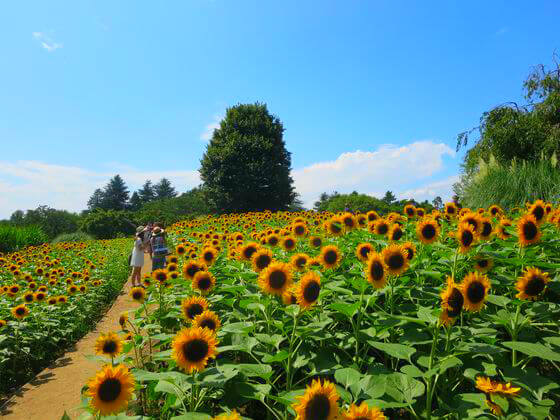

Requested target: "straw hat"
[
  {"left": 152, "top": 227, "right": 164, "bottom": 235},
  {"left": 136, "top": 226, "right": 145, "bottom": 234}
]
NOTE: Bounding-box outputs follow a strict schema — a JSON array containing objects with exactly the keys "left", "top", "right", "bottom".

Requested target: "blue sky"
[{"left": 1, "top": 1, "right": 559, "bottom": 217}]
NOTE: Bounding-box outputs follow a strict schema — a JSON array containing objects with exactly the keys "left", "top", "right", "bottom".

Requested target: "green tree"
[
  {"left": 9, "top": 206, "right": 79, "bottom": 239},
  {"left": 154, "top": 178, "right": 177, "bottom": 200},
  {"left": 101, "top": 175, "right": 130, "bottom": 210},
  {"left": 382, "top": 190, "right": 396, "bottom": 205},
  {"left": 79, "top": 209, "right": 136, "bottom": 239},
  {"left": 87, "top": 188, "right": 105, "bottom": 211},
  {"left": 129, "top": 191, "right": 143, "bottom": 211},
  {"left": 199, "top": 103, "right": 296, "bottom": 212},
  {"left": 432, "top": 196, "right": 443, "bottom": 210},
  {"left": 138, "top": 180, "right": 156, "bottom": 203}
]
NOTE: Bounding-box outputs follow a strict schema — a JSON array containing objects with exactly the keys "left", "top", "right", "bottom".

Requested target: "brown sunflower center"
[
  {"left": 370, "top": 261, "right": 384, "bottom": 281},
  {"left": 203, "top": 252, "right": 213, "bottom": 262},
  {"left": 461, "top": 230, "right": 474, "bottom": 247},
  {"left": 525, "top": 275, "right": 546, "bottom": 296},
  {"left": 387, "top": 253, "right": 404, "bottom": 269},
  {"left": 312, "top": 238, "right": 322, "bottom": 247},
  {"left": 295, "top": 257, "right": 307, "bottom": 268},
  {"left": 244, "top": 246, "right": 257, "bottom": 259},
  {"left": 421, "top": 224, "right": 436, "bottom": 239},
  {"left": 187, "top": 265, "right": 201, "bottom": 278},
  {"left": 466, "top": 281, "right": 485, "bottom": 304},
  {"left": 98, "top": 378, "right": 122, "bottom": 402},
  {"left": 268, "top": 236, "right": 279, "bottom": 246},
  {"left": 156, "top": 273, "right": 166, "bottom": 281},
  {"left": 391, "top": 229, "right": 403, "bottom": 240},
  {"left": 200, "top": 318, "right": 216, "bottom": 331},
  {"left": 304, "top": 393, "right": 331, "bottom": 420},
  {"left": 323, "top": 250, "right": 338, "bottom": 265},
  {"left": 406, "top": 208, "right": 415, "bottom": 216},
  {"left": 522, "top": 221, "right": 538, "bottom": 240},
  {"left": 405, "top": 247, "right": 414, "bottom": 260},
  {"left": 183, "top": 339, "right": 209, "bottom": 362},
  {"left": 16, "top": 307, "right": 26, "bottom": 316},
  {"left": 303, "top": 281, "right": 320, "bottom": 303},
  {"left": 187, "top": 303, "right": 204, "bottom": 319},
  {"left": 330, "top": 223, "right": 342, "bottom": 234},
  {"left": 269, "top": 270, "right": 287, "bottom": 290},
  {"left": 295, "top": 226, "right": 305, "bottom": 235},
  {"left": 197, "top": 276, "right": 212, "bottom": 290},
  {"left": 447, "top": 288, "right": 464, "bottom": 317},
  {"left": 377, "top": 224, "right": 388, "bottom": 235},
  {"left": 284, "top": 239, "right": 295, "bottom": 249},
  {"left": 24, "top": 294, "right": 33, "bottom": 302},
  {"left": 343, "top": 217, "right": 354, "bottom": 227},
  {"left": 132, "top": 291, "right": 143, "bottom": 300},
  {"left": 359, "top": 246, "right": 371, "bottom": 258},
  {"left": 256, "top": 254, "right": 271, "bottom": 269},
  {"left": 478, "top": 259, "right": 489, "bottom": 268},
  {"left": 482, "top": 222, "right": 492, "bottom": 237},
  {"left": 532, "top": 206, "right": 544, "bottom": 221},
  {"left": 103, "top": 340, "right": 117, "bottom": 354}
]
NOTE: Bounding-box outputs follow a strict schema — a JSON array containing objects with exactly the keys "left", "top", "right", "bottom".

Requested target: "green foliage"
[
  {"left": 87, "top": 175, "right": 130, "bottom": 211},
  {"left": 135, "top": 187, "right": 212, "bottom": 226},
  {"left": 79, "top": 209, "right": 136, "bottom": 239},
  {"left": 0, "top": 225, "right": 48, "bottom": 253},
  {"left": 314, "top": 191, "right": 433, "bottom": 214},
  {"left": 454, "top": 153, "right": 560, "bottom": 209},
  {"left": 458, "top": 60, "right": 560, "bottom": 174},
  {"left": 51, "top": 231, "right": 95, "bottom": 243},
  {"left": 199, "top": 103, "right": 296, "bottom": 212},
  {"left": 9, "top": 206, "right": 80, "bottom": 239},
  {"left": 154, "top": 178, "right": 177, "bottom": 200}
]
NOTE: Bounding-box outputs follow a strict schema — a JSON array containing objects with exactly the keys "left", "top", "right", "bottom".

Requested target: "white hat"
[{"left": 136, "top": 226, "right": 145, "bottom": 234}]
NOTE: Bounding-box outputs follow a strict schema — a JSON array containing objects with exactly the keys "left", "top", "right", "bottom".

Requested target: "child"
[
  {"left": 130, "top": 227, "right": 146, "bottom": 287},
  {"left": 150, "top": 226, "right": 169, "bottom": 271}
]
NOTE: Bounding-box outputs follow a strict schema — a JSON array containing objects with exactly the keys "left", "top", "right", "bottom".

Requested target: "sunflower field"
[
  {"left": 0, "top": 239, "right": 130, "bottom": 395},
  {"left": 82, "top": 201, "right": 559, "bottom": 419}
]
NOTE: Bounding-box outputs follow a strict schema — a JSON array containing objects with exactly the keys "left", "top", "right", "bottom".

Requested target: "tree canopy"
[{"left": 199, "top": 103, "right": 296, "bottom": 213}]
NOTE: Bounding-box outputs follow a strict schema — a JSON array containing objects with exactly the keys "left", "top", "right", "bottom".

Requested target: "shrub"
[
  {"left": 455, "top": 153, "right": 560, "bottom": 209},
  {"left": 51, "top": 231, "right": 94, "bottom": 243},
  {"left": 79, "top": 209, "right": 136, "bottom": 239},
  {"left": 0, "top": 225, "right": 48, "bottom": 253}
]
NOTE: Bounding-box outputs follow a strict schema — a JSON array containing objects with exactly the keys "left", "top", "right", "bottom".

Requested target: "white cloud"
[
  {"left": 32, "top": 32, "right": 63, "bottom": 52},
  {"left": 292, "top": 140, "right": 455, "bottom": 208},
  {"left": 398, "top": 175, "right": 460, "bottom": 203},
  {"left": 200, "top": 115, "right": 222, "bottom": 141},
  {"left": 0, "top": 161, "right": 199, "bottom": 218}
]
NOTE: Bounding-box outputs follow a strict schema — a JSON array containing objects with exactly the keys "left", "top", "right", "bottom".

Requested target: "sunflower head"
[
  {"left": 258, "top": 262, "right": 293, "bottom": 296},
  {"left": 365, "top": 253, "right": 388, "bottom": 289},
  {"left": 292, "top": 222, "right": 308, "bottom": 237},
  {"left": 371, "top": 219, "right": 389, "bottom": 236},
  {"left": 416, "top": 218, "right": 440, "bottom": 244},
  {"left": 171, "top": 327, "right": 218, "bottom": 373},
  {"left": 475, "top": 376, "right": 521, "bottom": 397},
  {"left": 11, "top": 304, "right": 29, "bottom": 320},
  {"left": 356, "top": 243, "right": 374, "bottom": 262},
  {"left": 309, "top": 236, "right": 323, "bottom": 248},
  {"left": 251, "top": 248, "right": 274, "bottom": 272},
  {"left": 515, "top": 267, "right": 550, "bottom": 300},
  {"left": 381, "top": 244, "right": 409, "bottom": 276},
  {"left": 460, "top": 272, "right": 490, "bottom": 312},
  {"left": 387, "top": 224, "right": 404, "bottom": 241},
  {"left": 456, "top": 222, "right": 478, "bottom": 253},
  {"left": 152, "top": 269, "right": 169, "bottom": 284},
  {"left": 341, "top": 402, "right": 386, "bottom": 420},
  {"left": 440, "top": 276, "right": 464, "bottom": 325},
  {"left": 181, "top": 296, "right": 209, "bottom": 321},
  {"left": 295, "top": 271, "right": 321, "bottom": 308},
  {"left": 281, "top": 236, "right": 298, "bottom": 251},
  {"left": 87, "top": 364, "right": 135, "bottom": 416},
  {"left": 193, "top": 310, "right": 221, "bottom": 333},
  {"left": 341, "top": 213, "right": 357, "bottom": 230},
  {"left": 129, "top": 287, "right": 146, "bottom": 303},
  {"left": 239, "top": 242, "right": 259, "bottom": 261},
  {"left": 192, "top": 271, "right": 216, "bottom": 295},
  {"left": 94, "top": 332, "right": 123, "bottom": 358},
  {"left": 528, "top": 200, "right": 546, "bottom": 224},
  {"left": 291, "top": 253, "right": 310, "bottom": 272},
  {"left": 118, "top": 312, "right": 128, "bottom": 329},
  {"left": 402, "top": 242, "right": 416, "bottom": 261},
  {"left": 293, "top": 379, "right": 339, "bottom": 420},
  {"left": 182, "top": 260, "right": 207, "bottom": 280},
  {"left": 319, "top": 245, "right": 342, "bottom": 270},
  {"left": 325, "top": 217, "right": 344, "bottom": 236},
  {"left": 517, "top": 214, "right": 541, "bottom": 247},
  {"left": 474, "top": 256, "right": 493, "bottom": 273}
]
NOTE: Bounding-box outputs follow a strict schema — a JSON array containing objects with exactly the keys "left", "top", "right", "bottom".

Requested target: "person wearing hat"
[
  {"left": 130, "top": 226, "right": 146, "bottom": 287},
  {"left": 150, "top": 225, "right": 169, "bottom": 271}
]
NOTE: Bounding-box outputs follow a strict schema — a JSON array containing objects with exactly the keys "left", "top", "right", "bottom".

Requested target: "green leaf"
[
  {"left": 335, "top": 367, "right": 361, "bottom": 396},
  {"left": 502, "top": 341, "right": 560, "bottom": 362},
  {"left": 262, "top": 350, "right": 289, "bottom": 363},
  {"left": 360, "top": 374, "right": 387, "bottom": 399},
  {"left": 170, "top": 413, "right": 212, "bottom": 420},
  {"left": 385, "top": 373, "right": 425, "bottom": 404},
  {"left": 486, "top": 294, "right": 511, "bottom": 307},
  {"left": 329, "top": 302, "right": 359, "bottom": 318},
  {"left": 368, "top": 341, "right": 416, "bottom": 361}
]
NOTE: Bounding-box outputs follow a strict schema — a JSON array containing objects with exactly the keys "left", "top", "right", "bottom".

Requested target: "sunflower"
[
  {"left": 119, "top": 312, "right": 128, "bottom": 330},
  {"left": 341, "top": 213, "right": 357, "bottom": 231},
  {"left": 11, "top": 304, "right": 29, "bottom": 320},
  {"left": 309, "top": 236, "right": 323, "bottom": 248},
  {"left": 381, "top": 244, "right": 409, "bottom": 276},
  {"left": 318, "top": 245, "right": 342, "bottom": 270},
  {"left": 267, "top": 234, "right": 280, "bottom": 246},
  {"left": 528, "top": 199, "right": 546, "bottom": 225},
  {"left": 34, "top": 291, "right": 46, "bottom": 302},
  {"left": 47, "top": 297, "right": 57, "bottom": 305},
  {"left": 325, "top": 218, "right": 344, "bottom": 236},
  {"left": 239, "top": 242, "right": 259, "bottom": 261},
  {"left": 366, "top": 210, "right": 380, "bottom": 222},
  {"left": 168, "top": 255, "right": 179, "bottom": 264},
  {"left": 517, "top": 214, "right": 541, "bottom": 247},
  {"left": 356, "top": 243, "right": 374, "bottom": 262},
  {"left": 440, "top": 276, "right": 464, "bottom": 326},
  {"left": 292, "top": 222, "right": 308, "bottom": 237},
  {"left": 291, "top": 253, "right": 310, "bottom": 272},
  {"left": 515, "top": 267, "right": 550, "bottom": 300},
  {"left": 192, "top": 271, "right": 216, "bottom": 294},
  {"left": 0, "top": 319, "right": 6, "bottom": 329},
  {"left": 485, "top": 398, "right": 503, "bottom": 416},
  {"left": 479, "top": 217, "right": 493, "bottom": 241},
  {"left": 387, "top": 224, "right": 404, "bottom": 241},
  {"left": 182, "top": 260, "right": 207, "bottom": 280},
  {"left": 460, "top": 272, "right": 490, "bottom": 312},
  {"left": 404, "top": 204, "right": 416, "bottom": 218},
  {"left": 175, "top": 244, "right": 187, "bottom": 256},
  {"left": 193, "top": 310, "right": 221, "bottom": 333},
  {"left": 293, "top": 379, "right": 339, "bottom": 420},
  {"left": 416, "top": 218, "right": 440, "bottom": 244},
  {"left": 496, "top": 218, "right": 512, "bottom": 240},
  {"left": 365, "top": 253, "right": 387, "bottom": 289},
  {"left": 211, "top": 410, "right": 241, "bottom": 420},
  {"left": 474, "top": 256, "right": 493, "bottom": 273},
  {"left": 171, "top": 327, "right": 218, "bottom": 373},
  {"left": 152, "top": 269, "right": 169, "bottom": 284},
  {"left": 57, "top": 295, "right": 68, "bottom": 304},
  {"left": 87, "top": 364, "right": 135, "bottom": 416},
  {"left": 341, "top": 402, "right": 386, "bottom": 420},
  {"left": 475, "top": 376, "right": 521, "bottom": 397},
  {"left": 295, "top": 272, "right": 321, "bottom": 308},
  {"left": 456, "top": 222, "right": 477, "bottom": 253},
  {"left": 181, "top": 296, "right": 209, "bottom": 321},
  {"left": 167, "top": 263, "right": 178, "bottom": 272},
  {"left": 251, "top": 248, "right": 273, "bottom": 272},
  {"left": 23, "top": 291, "right": 35, "bottom": 303},
  {"left": 488, "top": 205, "right": 503, "bottom": 218},
  {"left": 129, "top": 287, "right": 146, "bottom": 303},
  {"left": 94, "top": 332, "right": 123, "bottom": 358},
  {"left": 402, "top": 241, "right": 416, "bottom": 261},
  {"left": 461, "top": 213, "right": 483, "bottom": 236},
  {"left": 371, "top": 219, "right": 389, "bottom": 235},
  {"left": 258, "top": 262, "right": 293, "bottom": 296},
  {"left": 281, "top": 236, "right": 298, "bottom": 252}
]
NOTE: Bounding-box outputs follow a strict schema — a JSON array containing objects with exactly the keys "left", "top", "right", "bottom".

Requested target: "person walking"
[
  {"left": 130, "top": 226, "right": 146, "bottom": 287},
  {"left": 150, "top": 226, "right": 169, "bottom": 271}
]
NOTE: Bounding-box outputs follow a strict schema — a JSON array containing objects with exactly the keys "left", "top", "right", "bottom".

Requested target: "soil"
[{"left": 0, "top": 254, "right": 152, "bottom": 420}]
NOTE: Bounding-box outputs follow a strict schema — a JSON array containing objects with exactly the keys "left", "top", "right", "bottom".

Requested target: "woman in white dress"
[{"left": 130, "top": 226, "right": 146, "bottom": 287}]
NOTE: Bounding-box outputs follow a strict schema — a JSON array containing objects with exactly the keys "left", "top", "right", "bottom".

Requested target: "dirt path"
[{"left": 1, "top": 254, "right": 151, "bottom": 420}]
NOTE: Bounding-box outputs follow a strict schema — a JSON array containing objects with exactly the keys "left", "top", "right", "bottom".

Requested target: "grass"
[{"left": 0, "top": 225, "right": 48, "bottom": 253}]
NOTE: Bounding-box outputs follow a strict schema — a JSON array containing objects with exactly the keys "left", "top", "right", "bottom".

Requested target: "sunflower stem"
[
  {"left": 426, "top": 323, "right": 440, "bottom": 420},
  {"left": 511, "top": 303, "right": 522, "bottom": 367},
  {"left": 286, "top": 309, "right": 300, "bottom": 392}
]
